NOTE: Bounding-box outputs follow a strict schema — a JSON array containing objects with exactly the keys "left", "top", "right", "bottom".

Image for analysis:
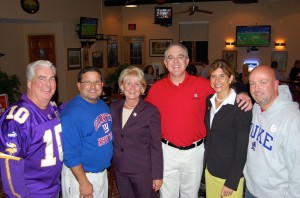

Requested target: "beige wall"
[
  {"left": 0, "top": 0, "right": 299, "bottom": 102},
  {"left": 121, "top": 0, "right": 300, "bottom": 75}
]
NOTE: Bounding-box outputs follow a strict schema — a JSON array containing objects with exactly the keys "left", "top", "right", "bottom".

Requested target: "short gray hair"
[
  {"left": 27, "top": 60, "right": 56, "bottom": 81},
  {"left": 164, "top": 43, "right": 189, "bottom": 61}
]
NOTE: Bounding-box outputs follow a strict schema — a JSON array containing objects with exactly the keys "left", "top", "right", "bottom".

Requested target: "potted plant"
[
  {"left": 105, "top": 63, "right": 129, "bottom": 93},
  {"left": 0, "top": 69, "right": 21, "bottom": 105}
]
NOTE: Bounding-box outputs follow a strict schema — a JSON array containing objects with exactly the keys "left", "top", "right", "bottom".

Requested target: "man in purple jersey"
[{"left": 0, "top": 60, "right": 63, "bottom": 198}]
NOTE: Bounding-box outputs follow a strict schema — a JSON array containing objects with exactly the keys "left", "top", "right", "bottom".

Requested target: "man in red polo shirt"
[{"left": 146, "top": 43, "right": 252, "bottom": 198}]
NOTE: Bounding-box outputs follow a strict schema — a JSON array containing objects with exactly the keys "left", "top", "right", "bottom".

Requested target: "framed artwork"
[
  {"left": 149, "top": 39, "right": 172, "bottom": 57},
  {"left": 67, "top": 48, "right": 81, "bottom": 70},
  {"left": 92, "top": 51, "right": 104, "bottom": 68},
  {"left": 222, "top": 50, "right": 237, "bottom": 70},
  {"left": 107, "top": 35, "right": 118, "bottom": 68},
  {"left": 271, "top": 51, "right": 288, "bottom": 72},
  {"left": 81, "top": 48, "right": 89, "bottom": 68}
]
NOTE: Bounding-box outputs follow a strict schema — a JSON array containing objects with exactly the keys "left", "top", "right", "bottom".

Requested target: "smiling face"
[
  {"left": 147, "top": 66, "right": 154, "bottom": 74},
  {"left": 77, "top": 71, "right": 103, "bottom": 104},
  {"left": 121, "top": 75, "right": 142, "bottom": 102},
  {"left": 27, "top": 66, "right": 56, "bottom": 109},
  {"left": 249, "top": 65, "right": 279, "bottom": 110},
  {"left": 210, "top": 68, "right": 233, "bottom": 96},
  {"left": 164, "top": 45, "right": 189, "bottom": 82}
]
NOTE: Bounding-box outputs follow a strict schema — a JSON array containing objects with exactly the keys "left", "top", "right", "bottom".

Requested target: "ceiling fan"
[{"left": 174, "top": 0, "right": 213, "bottom": 16}]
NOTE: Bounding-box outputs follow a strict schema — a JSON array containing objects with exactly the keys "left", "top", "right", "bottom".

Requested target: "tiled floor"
[{"left": 0, "top": 174, "right": 206, "bottom": 198}]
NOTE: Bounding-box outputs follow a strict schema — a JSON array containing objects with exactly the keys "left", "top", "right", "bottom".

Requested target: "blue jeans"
[{"left": 245, "top": 188, "right": 257, "bottom": 198}]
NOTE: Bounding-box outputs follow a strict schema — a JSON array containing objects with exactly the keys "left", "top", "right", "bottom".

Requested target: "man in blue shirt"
[{"left": 61, "top": 66, "right": 113, "bottom": 198}]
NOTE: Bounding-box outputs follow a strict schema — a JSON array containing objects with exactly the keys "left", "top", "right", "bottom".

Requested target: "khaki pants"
[{"left": 160, "top": 143, "right": 204, "bottom": 198}]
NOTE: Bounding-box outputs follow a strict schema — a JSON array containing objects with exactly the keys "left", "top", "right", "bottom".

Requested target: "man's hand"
[
  {"left": 79, "top": 180, "right": 94, "bottom": 198},
  {"left": 70, "top": 164, "right": 94, "bottom": 198},
  {"left": 236, "top": 92, "right": 252, "bottom": 111}
]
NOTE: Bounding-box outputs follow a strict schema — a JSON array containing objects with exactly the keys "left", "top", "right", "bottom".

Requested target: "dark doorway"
[{"left": 181, "top": 41, "right": 208, "bottom": 63}]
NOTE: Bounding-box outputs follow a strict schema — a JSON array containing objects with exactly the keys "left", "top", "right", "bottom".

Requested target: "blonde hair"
[{"left": 118, "top": 66, "right": 147, "bottom": 94}]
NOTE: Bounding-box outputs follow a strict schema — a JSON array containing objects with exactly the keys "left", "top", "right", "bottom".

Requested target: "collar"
[
  {"left": 210, "top": 88, "right": 236, "bottom": 106},
  {"left": 167, "top": 72, "right": 190, "bottom": 87}
]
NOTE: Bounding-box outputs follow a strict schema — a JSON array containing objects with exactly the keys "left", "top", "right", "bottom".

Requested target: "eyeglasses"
[{"left": 80, "top": 81, "right": 102, "bottom": 87}]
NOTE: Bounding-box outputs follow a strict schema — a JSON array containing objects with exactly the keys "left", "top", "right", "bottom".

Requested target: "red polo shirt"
[{"left": 146, "top": 73, "right": 214, "bottom": 146}]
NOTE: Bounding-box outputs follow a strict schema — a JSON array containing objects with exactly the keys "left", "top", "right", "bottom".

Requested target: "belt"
[
  {"left": 162, "top": 138, "right": 203, "bottom": 150},
  {"left": 85, "top": 169, "right": 105, "bottom": 174}
]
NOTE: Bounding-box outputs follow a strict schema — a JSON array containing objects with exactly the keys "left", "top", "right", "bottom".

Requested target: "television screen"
[
  {"left": 79, "top": 17, "right": 98, "bottom": 39},
  {"left": 154, "top": 7, "right": 172, "bottom": 26},
  {"left": 236, "top": 25, "right": 271, "bottom": 47}
]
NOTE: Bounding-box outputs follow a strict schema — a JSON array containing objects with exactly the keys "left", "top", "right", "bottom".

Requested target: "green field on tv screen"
[{"left": 237, "top": 32, "right": 270, "bottom": 46}]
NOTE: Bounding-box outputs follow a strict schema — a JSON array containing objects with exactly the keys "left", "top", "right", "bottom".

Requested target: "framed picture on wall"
[
  {"left": 67, "top": 48, "right": 81, "bottom": 70},
  {"left": 149, "top": 39, "right": 172, "bottom": 57},
  {"left": 92, "top": 51, "right": 103, "bottom": 68},
  {"left": 271, "top": 51, "right": 288, "bottom": 72},
  {"left": 222, "top": 50, "right": 237, "bottom": 70},
  {"left": 107, "top": 35, "right": 118, "bottom": 68},
  {"left": 81, "top": 48, "right": 89, "bottom": 68}
]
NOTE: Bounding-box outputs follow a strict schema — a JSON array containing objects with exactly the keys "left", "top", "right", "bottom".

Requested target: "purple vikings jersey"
[{"left": 0, "top": 94, "right": 63, "bottom": 198}]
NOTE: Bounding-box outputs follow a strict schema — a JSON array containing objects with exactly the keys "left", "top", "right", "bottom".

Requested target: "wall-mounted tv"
[
  {"left": 154, "top": 7, "right": 172, "bottom": 26},
  {"left": 79, "top": 17, "right": 98, "bottom": 39},
  {"left": 236, "top": 25, "right": 271, "bottom": 47}
]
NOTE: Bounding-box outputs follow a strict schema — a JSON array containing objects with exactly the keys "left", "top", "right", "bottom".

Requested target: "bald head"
[
  {"left": 249, "top": 65, "right": 279, "bottom": 110},
  {"left": 250, "top": 65, "right": 276, "bottom": 80}
]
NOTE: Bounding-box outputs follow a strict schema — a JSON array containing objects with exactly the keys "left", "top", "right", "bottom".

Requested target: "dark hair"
[
  {"left": 271, "top": 61, "right": 278, "bottom": 69},
  {"left": 208, "top": 59, "right": 234, "bottom": 78},
  {"left": 78, "top": 66, "right": 103, "bottom": 82},
  {"left": 144, "top": 65, "right": 154, "bottom": 75}
]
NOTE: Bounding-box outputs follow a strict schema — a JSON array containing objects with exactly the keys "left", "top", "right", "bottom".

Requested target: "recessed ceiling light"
[{"left": 126, "top": 5, "right": 137, "bottom": 7}]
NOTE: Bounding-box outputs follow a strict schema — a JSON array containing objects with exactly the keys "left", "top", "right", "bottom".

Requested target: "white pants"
[
  {"left": 61, "top": 164, "right": 108, "bottom": 198},
  {"left": 160, "top": 142, "right": 204, "bottom": 198}
]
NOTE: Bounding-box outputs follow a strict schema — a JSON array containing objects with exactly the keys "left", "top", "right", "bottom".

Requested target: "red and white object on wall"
[{"left": 0, "top": 94, "right": 8, "bottom": 116}]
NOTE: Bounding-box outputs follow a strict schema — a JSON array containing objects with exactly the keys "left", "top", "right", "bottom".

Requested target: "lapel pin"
[{"left": 133, "top": 112, "right": 137, "bottom": 117}]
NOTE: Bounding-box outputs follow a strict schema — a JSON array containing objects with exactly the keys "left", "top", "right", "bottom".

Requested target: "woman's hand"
[
  {"left": 152, "top": 179, "right": 163, "bottom": 191},
  {"left": 220, "top": 185, "right": 233, "bottom": 197}
]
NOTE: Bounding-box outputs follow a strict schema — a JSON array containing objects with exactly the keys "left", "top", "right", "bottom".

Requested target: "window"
[
  {"left": 179, "top": 22, "right": 209, "bottom": 63},
  {"left": 181, "top": 41, "right": 208, "bottom": 63},
  {"left": 124, "top": 37, "right": 145, "bottom": 66}
]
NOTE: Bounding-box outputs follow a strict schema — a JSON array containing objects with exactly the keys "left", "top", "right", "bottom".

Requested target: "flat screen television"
[
  {"left": 154, "top": 7, "right": 172, "bottom": 26},
  {"left": 79, "top": 17, "right": 98, "bottom": 39},
  {"left": 236, "top": 25, "right": 271, "bottom": 47}
]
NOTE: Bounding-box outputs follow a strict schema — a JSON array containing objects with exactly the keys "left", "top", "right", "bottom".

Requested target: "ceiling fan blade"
[
  {"left": 174, "top": 3, "right": 213, "bottom": 16},
  {"left": 195, "top": 9, "right": 213, "bottom": 14},
  {"left": 174, "top": 10, "right": 190, "bottom": 15}
]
